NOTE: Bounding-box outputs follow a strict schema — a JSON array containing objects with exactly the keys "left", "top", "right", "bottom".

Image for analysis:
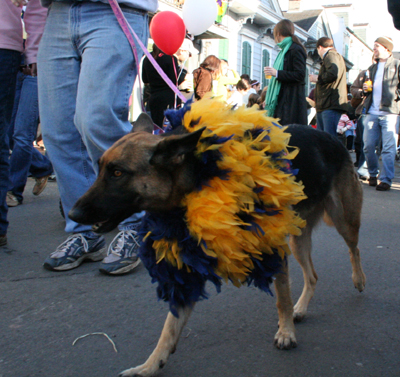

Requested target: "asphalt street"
[{"left": 1, "top": 155, "right": 400, "bottom": 377}]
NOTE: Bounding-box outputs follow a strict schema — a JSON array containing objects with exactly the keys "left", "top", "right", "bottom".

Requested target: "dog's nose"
[{"left": 68, "top": 206, "right": 85, "bottom": 223}]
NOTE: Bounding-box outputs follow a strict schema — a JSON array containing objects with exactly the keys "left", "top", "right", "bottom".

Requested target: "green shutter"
[
  {"left": 219, "top": 39, "right": 229, "bottom": 61},
  {"left": 262, "top": 49, "right": 270, "bottom": 88},
  {"left": 242, "top": 41, "right": 251, "bottom": 76}
]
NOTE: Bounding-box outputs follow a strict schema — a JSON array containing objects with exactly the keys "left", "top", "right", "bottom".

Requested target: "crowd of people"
[{"left": 1, "top": 2, "right": 399, "bottom": 276}]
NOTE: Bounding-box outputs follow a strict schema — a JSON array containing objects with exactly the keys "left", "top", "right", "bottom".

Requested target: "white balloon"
[{"left": 183, "top": 0, "right": 218, "bottom": 36}]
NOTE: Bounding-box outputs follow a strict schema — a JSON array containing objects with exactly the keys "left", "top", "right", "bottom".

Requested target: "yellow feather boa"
[{"left": 152, "top": 99, "right": 306, "bottom": 287}]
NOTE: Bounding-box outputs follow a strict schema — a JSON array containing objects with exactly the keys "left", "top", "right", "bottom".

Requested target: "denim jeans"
[
  {"left": 363, "top": 113, "right": 399, "bottom": 185},
  {"left": 37, "top": 1, "right": 148, "bottom": 234},
  {"left": 8, "top": 71, "right": 53, "bottom": 203},
  {"left": 356, "top": 115, "right": 369, "bottom": 178},
  {"left": 316, "top": 109, "right": 342, "bottom": 137},
  {"left": 0, "top": 49, "right": 21, "bottom": 235}
]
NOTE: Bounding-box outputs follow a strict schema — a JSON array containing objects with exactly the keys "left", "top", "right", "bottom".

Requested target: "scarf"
[{"left": 265, "top": 36, "right": 293, "bottom": 117}]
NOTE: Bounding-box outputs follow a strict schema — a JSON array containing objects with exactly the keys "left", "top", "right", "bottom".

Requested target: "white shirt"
[
  {"left": 369, "top": 61, "right": 390, "bottom": 115},
  {"left": 227, "top": 91, "right": 244, "bottom": 108}
]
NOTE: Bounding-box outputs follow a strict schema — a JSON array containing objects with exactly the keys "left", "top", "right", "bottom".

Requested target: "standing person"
[
  {"left": 32, "top": 0, "right": 158, "bottom": 274},
  {"left": 309, "top": 37, "right": 348, "bottom": 136},
  {"left": 7, "top": 65, "right": 53, "bottom": 207},
  {"left": 362, "top": 36, "right": 400, "bottom": 191},
  {"left": 264, "top": 19, "right": 308, "bottom": 125},
  {"left": 351, "top": 67, "right": 372, "bottom": 180},
  {"left": 214, "top": 59, "right": 240, "bottom": 102},
  {"left": 226, "top": 79, "right": 250, "bottom": 107},
  {"left": 175, "top": 38, "right": 197, "bottom": 98},
  {"left": 0, "top": 0, "right": 47, "bottom": 246},
  {"left": 142, "top": 44, "right": 187, "bottom": 128},
  {"left": 193, "top": 55, "right": 220, "bottom": 100}
]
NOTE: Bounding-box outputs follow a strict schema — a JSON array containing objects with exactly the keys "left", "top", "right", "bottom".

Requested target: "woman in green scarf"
[{"left": 264, "top": 19, "right": 308, "bottom": 125}]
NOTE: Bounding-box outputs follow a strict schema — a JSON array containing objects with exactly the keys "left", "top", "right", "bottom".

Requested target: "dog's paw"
[
  {"left": 119, "top": 361, "right": 164, "bottom": 377},
  {"left": 293, "top": 311, "right": 305, "bottom": 323},
  {"left": 352, "top": 271, "right": 366, "bottom": 292},
  {"left": 274, "top": 329, "right": 297, "bottom": 350}
]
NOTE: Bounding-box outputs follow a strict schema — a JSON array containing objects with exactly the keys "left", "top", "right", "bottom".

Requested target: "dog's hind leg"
[
  {"left": 273, "top": 260, "right": 297, "bottom": 350},
  {"left": 324, "top": 171, "right": 366, "bottom": 293},
  {"left": 119, "top": 305, "right": 194, "bottom": 377}
]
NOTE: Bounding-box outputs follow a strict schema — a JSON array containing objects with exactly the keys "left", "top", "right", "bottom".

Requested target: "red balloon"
[{"left": 150, "top": 11, "right": 186, "bottom": 56}]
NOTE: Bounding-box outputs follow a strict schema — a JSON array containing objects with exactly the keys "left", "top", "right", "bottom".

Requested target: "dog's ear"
[
  {"left": 131, "top": 113, "right": 154, "bottom": 133},
  {"left": 151, "top": 127, "right": 206, "bottom": 166}
]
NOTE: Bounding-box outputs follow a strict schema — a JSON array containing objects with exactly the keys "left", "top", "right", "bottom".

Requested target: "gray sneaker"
[
  {"left": 43, "top": 234, "right": 106, "bottom": 271},
  {"left": 99, "top": 229, "right": 141, "bottom": 275}
]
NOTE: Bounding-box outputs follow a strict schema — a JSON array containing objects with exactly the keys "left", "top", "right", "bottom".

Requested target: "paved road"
[{"left": 1, "top": 157, "right": 400, "bottom": 377}]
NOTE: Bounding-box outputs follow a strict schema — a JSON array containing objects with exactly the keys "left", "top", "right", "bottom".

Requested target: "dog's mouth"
[{"left": 92, "top": 218, "right": 117, "bottom": 234}]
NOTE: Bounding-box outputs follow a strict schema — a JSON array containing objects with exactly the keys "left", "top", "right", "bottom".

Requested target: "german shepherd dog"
[{"left": 69, "top": 103, "right": 366, "bottom": 377}]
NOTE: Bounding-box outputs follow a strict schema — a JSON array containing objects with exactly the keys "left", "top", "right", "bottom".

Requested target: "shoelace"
[
  {"left": 51, "top": 234, "right": 89, "bottom": 257},
  {"left": 110, "top": 230, "right": 140, "bottom": 257}
]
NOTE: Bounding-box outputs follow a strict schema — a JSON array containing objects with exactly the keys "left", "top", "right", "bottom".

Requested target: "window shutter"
[
  {"left": 262, "top": 49, "right": 270, "bottom": 88},
  {"left": 242, "top": 41, "right": 251, "bottom": 76}
]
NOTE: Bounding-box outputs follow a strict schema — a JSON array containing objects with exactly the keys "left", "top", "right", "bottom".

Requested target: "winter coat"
[
  {"left": 363, "top": 55, "right": 400, "bottom": 115},
  {"left": 193, "top": 66, "right": 213, "bottom": 100},
  {"left": 350, "top": 69, "right": 367, "bottom": 116},
  {"left": 315, "top": 49, "right": 348, "bottom": 114},
  {"left": 274, "top": 42, "right": 308, "bottom": 125}
]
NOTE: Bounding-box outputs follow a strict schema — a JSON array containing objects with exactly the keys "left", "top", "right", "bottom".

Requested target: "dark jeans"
[
  {"left": 316, "top": 109, "right": 342, "bottom": 137},
  {"left": 0, "top": 49, "right": 21, "bottom": 235},
  {"left": 8, "top": 71, "right": 53, "bottom": 203}
]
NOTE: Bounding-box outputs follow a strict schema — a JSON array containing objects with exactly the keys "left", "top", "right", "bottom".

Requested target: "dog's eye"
[{"left": 113, "top": 170, "right": 123, "bottom": 177}]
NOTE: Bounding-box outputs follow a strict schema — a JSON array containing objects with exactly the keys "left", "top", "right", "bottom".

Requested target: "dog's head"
[{"left": 69, "top": 113, "right": 205, "bottom": 233}]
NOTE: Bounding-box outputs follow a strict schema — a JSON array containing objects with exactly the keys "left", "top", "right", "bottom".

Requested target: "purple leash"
[{"left": 108, "top": 0, "right": 188, "bottom": 109}]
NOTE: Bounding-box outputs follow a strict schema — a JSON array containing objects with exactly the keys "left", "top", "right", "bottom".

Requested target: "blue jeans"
[
  {"left": 316, "top": 110, "right": 342, "bottom": 137},
  {"left": 356, "top": 115, "right": 369, "bottom": 178},
  {"left": 0, "top": 49, "right": 21, "bottom": 235},
  {"left": 363, "top": 113, "right": 399, "bottom": 185},
  {"left": 8, "top": 72, "right": 53, "bottom": 203},
  {"left": 37, "top": 1, "right": 147, "bottom": 234}
]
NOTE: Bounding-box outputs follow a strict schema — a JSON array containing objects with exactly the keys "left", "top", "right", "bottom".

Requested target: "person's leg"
[
  {"left": 8, "top": 74, "right": 41, "bottom": 203},
  {"left": 363, "top": 114, "right": 380, "bottom": 184},
  {"left": 376, "top": 114, "right": 398, "bottom": 188},
  {"left": 38, "top": 2, "right": 98, "bottom": 234},
  {"left": 321, "top": 109, "right": 342, "bottom": 137},
  {"left": 38, "top": 2, "right": 107, "bottom": 271},
  {"left": 316, "top": 112, "right": 324, "bottom": 132},
  {"left": 0, "top": 49, "right": 21, "bottom": 241},
  {"left": 29, "top": 147, "right": 53, "bottom": 177}
]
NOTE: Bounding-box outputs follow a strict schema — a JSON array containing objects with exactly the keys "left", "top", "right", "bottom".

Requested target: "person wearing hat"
[
  {"left": 362, "top": 36, "right": 400, "bottom": 191},
  {"left": 175, "top": 39, "right": 198, "bottom": 97}
]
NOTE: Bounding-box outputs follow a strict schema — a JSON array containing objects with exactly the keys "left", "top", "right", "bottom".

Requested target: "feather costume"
[{"left": 138, "top": 99, "right": 307, "bottom": 316}]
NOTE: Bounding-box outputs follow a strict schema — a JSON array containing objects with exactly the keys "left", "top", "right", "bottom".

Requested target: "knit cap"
[{"left": 375, "top": 36, "right": 393, "bottom": 52}]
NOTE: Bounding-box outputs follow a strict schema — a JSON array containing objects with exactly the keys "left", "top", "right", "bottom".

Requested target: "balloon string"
[{"left": 108, "top": 0, "right": 187, "bottom": 106}]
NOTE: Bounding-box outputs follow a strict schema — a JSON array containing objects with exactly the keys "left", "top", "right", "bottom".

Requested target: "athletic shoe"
[
  {"left": 33, "top": 175, "right": 50, "bottom": 196},
  {"left": 6, "top": 192, "right": 21, "bottom": 207},
  {"left": 99, "top": 229, "right": 141, "bottom": 275},
  {"left": 43, "top": 233, "right": 106, "bottom": 271}
]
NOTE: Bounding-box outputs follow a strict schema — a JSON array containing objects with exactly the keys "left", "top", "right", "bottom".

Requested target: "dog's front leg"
[
  {"left": 273, "top": 260, "right": 297, "bottom": 350},
  {"left": 119, "top": 305, "right": 194, "bottom": 377}
]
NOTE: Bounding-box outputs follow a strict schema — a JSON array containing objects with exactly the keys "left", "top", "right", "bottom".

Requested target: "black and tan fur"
[{"left": 69, "top": 114, "right": 366, "bottom": 377}]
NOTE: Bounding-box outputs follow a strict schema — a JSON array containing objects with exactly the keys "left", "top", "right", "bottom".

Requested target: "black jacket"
[
  {"left": 363, "top": 54, "right": 400, "bottom": 115},
  {"left": 315, "top": 49, "right": 348, "bottom": 113},
  {"left": 274, "top": 42, "right": 308, "bottom": 125}
]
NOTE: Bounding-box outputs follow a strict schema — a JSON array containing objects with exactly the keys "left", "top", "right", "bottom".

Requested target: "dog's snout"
[{"left": 68, "top": 206, "right": 85, "bottom": 223}]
